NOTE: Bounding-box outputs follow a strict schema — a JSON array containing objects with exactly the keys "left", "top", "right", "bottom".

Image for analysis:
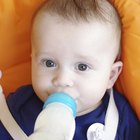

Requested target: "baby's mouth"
[{"left": 48, "top": 88, "right": 68, "bottom": 95}]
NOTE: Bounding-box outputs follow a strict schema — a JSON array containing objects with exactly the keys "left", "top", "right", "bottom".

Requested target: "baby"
[{"left": 0, "top": 0, "right": 140, "bottom": 139}]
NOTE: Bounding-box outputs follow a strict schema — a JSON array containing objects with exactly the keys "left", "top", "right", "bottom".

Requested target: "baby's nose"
[{"left": 52, "top": 71, "right": 74, "bottom": 88}]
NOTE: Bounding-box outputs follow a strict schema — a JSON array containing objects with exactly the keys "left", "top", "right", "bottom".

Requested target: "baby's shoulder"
[
  {"left": 5, "top": 85, "right": 43, "bottom": 135},
  {"left": 7, "top": 84, "right": 34, "bottom": 99},
  {"left": 113, "top": 90, "right": 129, "bottom": 110},
  {"left": 6, "top": 85, "right": 35, "bottom": 112},
  {"left": 113, "top": 90, "right": 140, "bottom": 139},
  {"left": 113, "top": 90, "right": 138, "bottom": 118}
]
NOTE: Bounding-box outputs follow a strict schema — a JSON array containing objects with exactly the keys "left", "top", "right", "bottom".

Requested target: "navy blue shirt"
[{"left": 0, "top": 85, "right": 140, "bottom": 139}]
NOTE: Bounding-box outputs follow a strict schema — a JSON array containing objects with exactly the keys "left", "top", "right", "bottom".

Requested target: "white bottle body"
[{"left": 30, "top": 103, "right": 75, "bottom": 140}]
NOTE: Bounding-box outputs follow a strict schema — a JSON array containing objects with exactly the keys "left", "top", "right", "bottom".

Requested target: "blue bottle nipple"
[{"left": 43, "top": 92, "right": 77, "bottom": 117}]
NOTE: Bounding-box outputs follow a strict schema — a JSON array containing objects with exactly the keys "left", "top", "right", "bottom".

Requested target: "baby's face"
[{"left": 32, "top": 14, "right": 122, "bottom": 116}]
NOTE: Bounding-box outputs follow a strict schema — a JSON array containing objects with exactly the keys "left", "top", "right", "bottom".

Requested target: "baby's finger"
[{"left": 0, "top": 70, "right": 2, "bottom": 79}]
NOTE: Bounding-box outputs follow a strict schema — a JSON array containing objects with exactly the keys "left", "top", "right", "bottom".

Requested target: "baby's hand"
[{"left": 0, "top": 69, "right": 2, "bottom": 79}]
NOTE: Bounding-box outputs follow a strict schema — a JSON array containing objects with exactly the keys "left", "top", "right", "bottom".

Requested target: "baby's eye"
[
  {"left": 42, "top": 59, "right": 56, "bottom": 68},
  {"left": 77, "top": 63, "right": 90, "bottom": 71},
  {"left": 46, "top": 60, "right": 56, "bottom": 67}
]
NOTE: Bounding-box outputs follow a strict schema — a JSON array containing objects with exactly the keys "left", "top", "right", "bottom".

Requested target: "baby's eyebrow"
[{"left": 75, "top": 54, "right": 98, "bottom": 63}]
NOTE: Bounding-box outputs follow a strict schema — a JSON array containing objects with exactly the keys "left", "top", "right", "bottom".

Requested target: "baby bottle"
[{"left": 29, "top": 92, "right": 76, "bottom": 140}]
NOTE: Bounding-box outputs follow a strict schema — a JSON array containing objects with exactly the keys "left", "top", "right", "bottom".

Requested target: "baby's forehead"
[
  {"left": 33, "top": 13, "right": 116, "bottom": 35},
  {"left": 32, "top": 13, "right": 120, "bottom": 60},
  {"left": 32, "top": 0, "right": 121, "bottom": 44}
]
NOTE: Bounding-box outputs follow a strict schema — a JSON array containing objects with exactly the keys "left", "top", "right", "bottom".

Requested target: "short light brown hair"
[
  {"left": 36, "top": 0, "right": 120, "bottom": 24},
  {"left": 32, "top": 0, "right": 121, "bottom": 60}
]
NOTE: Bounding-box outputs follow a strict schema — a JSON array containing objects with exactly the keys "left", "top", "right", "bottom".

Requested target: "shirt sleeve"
[{"left": 0, "top": 119, "right": 13, "bottom": 139}]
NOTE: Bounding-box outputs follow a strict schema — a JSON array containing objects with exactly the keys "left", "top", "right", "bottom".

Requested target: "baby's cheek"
[{"left": 36, "top": 90, "right": 49, "bottom": 103}]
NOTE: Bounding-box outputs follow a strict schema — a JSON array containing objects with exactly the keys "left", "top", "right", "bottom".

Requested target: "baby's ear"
[{"left": 107, "top": 61, "right": 123, "bottom": 89}]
